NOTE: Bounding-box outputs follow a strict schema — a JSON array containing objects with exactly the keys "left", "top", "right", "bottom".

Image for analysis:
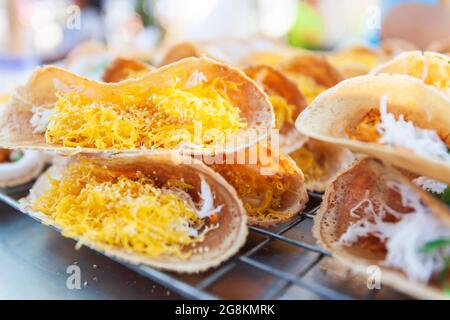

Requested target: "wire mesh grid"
[{"left": 0, "top": 188, "right": 408, "bottom": 300}]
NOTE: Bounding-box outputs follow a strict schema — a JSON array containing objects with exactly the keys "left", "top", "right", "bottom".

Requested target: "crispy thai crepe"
[
  {"left": 206, "top": 144, "right": 308, "bottom": 227},
  {"left": 154, "top": 38, "right": 291, "bottom": 67},
  {"left": 314, "top": 158, "right": 450, "bottom": 299},
  {"left": 0, "top": 149, "right": 44, "bottom": 188},
  {"left": 0, "top": 57, "right": 274, "bottom": 155},
  {"left": 328, "top": 45, "right": 386, "bottom": 78},
  {"left": 102, "top": 57, "right": 153, "bottom": 83},
  {"left": 289, "top": 139, "right": 354, "bottom": 192},
  {"left": 156, "top": 42, "right": 204, "bottom": 67},
  {"left": 20, "top": 152, "right": 247, "bottom": 273},
  {"left": 380, "top": 38, "right": 418, "bottom": 58},
  {"left": 0, "top": 106, "right": 44, "bottom": 187},
  {"left": 372, "top": 51, "right": 450, "bottom": 95},
  {"left": 243, "top": 65, "right": 308, "bottom": 153},
  {"left": 277, "top": 53, "right": 344, "bottom": 105},
  {"left": 427, "top": 37, "right": 450, "bottom": 56},
  {"left": 296, "top": 74, "right": 450, "bottom": 184}
]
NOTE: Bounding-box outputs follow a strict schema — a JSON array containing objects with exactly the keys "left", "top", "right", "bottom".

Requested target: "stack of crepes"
[
  {"left": 296, "top": 51, "right": 450, "bottom": 299},
  {"left": 0, "top": 46, "right": 314, "bottom": 273}
]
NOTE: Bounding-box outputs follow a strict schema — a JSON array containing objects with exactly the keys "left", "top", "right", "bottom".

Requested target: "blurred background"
[{"left": 0, "top": 0, "right": 449, "bottom": 90}]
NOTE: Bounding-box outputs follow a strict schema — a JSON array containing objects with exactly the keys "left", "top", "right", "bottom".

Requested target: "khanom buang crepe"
[
  {"left": 0, "top": 105, "right": 44, "bottom": 187},
  {"left": 0, "top": 149, "right": 44, "bottom": 187},
  {"left": 296, "top": 74, "right": 450, "bottom": 184},
  {"left": 314, "top": 158, "right": 450, "bottom": 299},
  {"left": 327, "top": 45, "right": 387, "bottom": 78},
  {"left": 289, "top": 139, "right": 354, "bottom": 192},
  {"left": 101, "top": 60, "right": 308, "bottom": 154},
  {"left": 154, "top": 38, "right": 294, "bottom": 67},
  {"left": 277, "top": 53, "right": 344, "bottom": 105},
  {"left": 206, "top": 143, "right": 308, "bottom": 227},
  {"left": 372, "top": 51, "right": 450, "bottom": 95},
  {"left": 102, "top": 57, "right": 153, "bottom": 83},
  {"left": 20, "top": 152, "right": 248, "bottom": 273},
  {"left": 0, "top": 57, "right": 274, "bottom": 156},
  {"left": 97, "top": 59, "right": 307, "bottom": 226},
  {"left": 243, "top": 65, "right": 308, "bottom": 153}
]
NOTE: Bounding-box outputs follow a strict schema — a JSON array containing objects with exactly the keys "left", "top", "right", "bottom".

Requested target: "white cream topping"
[
  {"left": 377, "top": 94, "right": 450, "bottom": 162},
  {"left": 30, "top": 106, "right": 55, "bottom": 133},
  {"left": 197, "top": 175, "right": 223, "bottom": 219},
  {"left": 185, "top": 70, "right": 207, "bottom": 88}
]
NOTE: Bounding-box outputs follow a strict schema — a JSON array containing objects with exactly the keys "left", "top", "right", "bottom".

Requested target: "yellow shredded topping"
[
  {"left": 45, "top": 77, "right": 247, "bottom": 150},
  {"left": 290, "top": 146, "right": 328, "bottom": 184},
  {"left": 287, "top": 74, "right": 327, "bottom": 104},
  {"left": 269, "top": 94, "right": 296, "bottom": 130},
  {"left": 211, "top": 163, "right": 291, "bottom": 221},
  {"left": 32, "top": 162, "right": 207, "bottom": 259}
]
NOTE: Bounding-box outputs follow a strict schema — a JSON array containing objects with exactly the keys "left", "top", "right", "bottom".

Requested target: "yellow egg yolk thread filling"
[
  {"left": 290, "top": 147, "right": 328, "bottom": 184},
  {"left": 45, "top": 77, "right": 247, "bottom": 150},
  {"left": 269, "top": 94, "right": 296, "bottom": 130},
  {"left": 32, "top": 162, "right": 207, "bottom": 259},
  {"left": 211, "top": 164, "right": 291, "bottom": 221},
  {"left": 287, "top": 74, "right": 327, "bottom": 105}
]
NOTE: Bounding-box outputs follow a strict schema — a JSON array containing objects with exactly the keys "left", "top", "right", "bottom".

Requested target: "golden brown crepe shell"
[
  {"left": 380, "top": 38, "right": 418, "bottom": 58},
  {"left": 205, "top": 144, "right": 308, "bottom": 227},
  {"left": 327, "top": 45, "right": 386, "bottom": 78},
  {"left": 313, "top": 158, "right": 450, "bottom": 299},
  {"left": 20, "top": 152, "right": 248, "bottom": 273},
  {"left": 278, "top": 53, "right": 344, "bottom": 88},
  {"left": 0, "top": 57, "right": 274, "bottom": 156},
  {"left": 427, "top": 37, "right": 450, "bottom": 56},
  {"left": 372, "top": 51, "right": 450, "bottom": 94},
  {"left": 102, "top": 57, "right": 153, "bottom": 82},
  {"left": 156, "top": 42, "right": 204, "bottom": 66},
  {"left": 244, "top": 65, "right": 308, "bottom": 153},
  {"left": 296, "top": 74, "right": 450, "bottom": 185},
  {"left": 290, "top": 139, "right": 355, "bottom": 192}
]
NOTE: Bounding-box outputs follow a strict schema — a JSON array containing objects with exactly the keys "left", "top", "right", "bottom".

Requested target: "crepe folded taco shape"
[
  {"left": 380, "top": 38, "right": 418, "bottom": 58},
  {"left": 102, "top": 57, "right": 153, "bottom": 83},
  {"left": 206, "top": 144, "right": 308, "bottom": 227},
  {"left": 277, "top": 53, "right": 344, "bottom": 105},
  {"left": 372, "top": 51, "right": 450, "bottom": 95},
  {"left": 289, "top": 139, "right": 354, "bottom": 192},
  {"left": 0, "top": 57, "right": 274, "bottom": 155},
  {"left": 155, "top": 38, "right": 289, "bottom": 67},
  {"left": 243, "top": 65, "right": 308, "bottom": 153},
  {"left": 327, "top": 45, "right": 386, "bottom": 78},
  {"left": 20, "top": 152, "right": 248, "bottom": 273},
  {"left": 313, "top": 158, "right": 450, "bottom": 299},
  {"left": 0, "top": 149, "right": 44, "bottom": 188},
  {"left": 296, "top": 74, "right": 450, "bottom": 185}
]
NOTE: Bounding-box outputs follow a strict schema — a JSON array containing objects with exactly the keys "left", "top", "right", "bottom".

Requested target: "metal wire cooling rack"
[{"left": 0, "top": 188, "right": 410, "bottom": 300}]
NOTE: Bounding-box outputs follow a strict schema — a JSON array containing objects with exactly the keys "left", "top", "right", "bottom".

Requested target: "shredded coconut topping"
[
  {"left": 185, "top": 70, "right": 207, "bottom": 89},
  {"left": 413, "top": 176, "right": 448, "bottom": 194},
  {"left": 377, "top": 94, "right": 450, "bottom": 162},
  {"left": 339, "top": 180, "right": 450, "bottom": 283},
  {"left": 197, "top": 175, "right": 223, "bottom": 219}
]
